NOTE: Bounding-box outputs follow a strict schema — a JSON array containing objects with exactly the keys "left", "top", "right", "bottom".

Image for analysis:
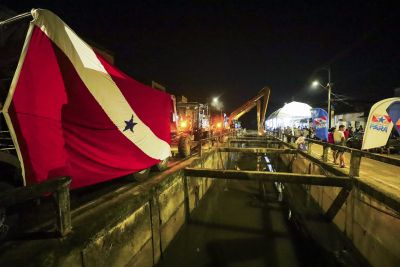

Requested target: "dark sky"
[{"left": 2, "top": 1, "right": 400, "bottom": 126}]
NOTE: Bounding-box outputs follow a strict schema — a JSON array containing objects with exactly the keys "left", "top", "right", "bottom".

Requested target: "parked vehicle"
[
  {"left": 345, "top": 132, "right": 364, "bottom": 150},
  {"left": 346, "top": 131, "right": 400, "bottom": 153},
  {"left": 387, "top": 136, "right": 400, "bottom": 153}
]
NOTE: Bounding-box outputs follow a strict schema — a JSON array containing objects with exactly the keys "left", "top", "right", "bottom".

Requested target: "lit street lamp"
[
  {"left": 311, "top": 67, "right": 332, "bottom": 128},
  {"left": 211, "top": 96, "right": 223, "bottom": 122}
]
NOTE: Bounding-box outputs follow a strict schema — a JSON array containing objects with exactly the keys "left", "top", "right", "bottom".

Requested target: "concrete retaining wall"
[
  {"left": 282, "top": 153, "right": 400, "bottom": 267},
  {"left": 0, "top": 150, "right": 227, "bottom": 267}
]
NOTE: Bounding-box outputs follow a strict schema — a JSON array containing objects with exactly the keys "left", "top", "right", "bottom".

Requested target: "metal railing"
[{"left": 267, "top": 130, "right": 400, "bottom": 177}]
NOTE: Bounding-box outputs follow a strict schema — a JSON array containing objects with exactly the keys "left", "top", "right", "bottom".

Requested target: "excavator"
[{"left": 228, "top": 87, "right": 271, "bottom": 135}]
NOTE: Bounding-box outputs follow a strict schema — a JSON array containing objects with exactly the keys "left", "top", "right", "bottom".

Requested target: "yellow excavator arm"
[{"left": 228, "top": 87, "right": 270, "bottom": 135}]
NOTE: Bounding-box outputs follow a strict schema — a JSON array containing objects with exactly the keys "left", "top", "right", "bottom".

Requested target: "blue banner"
[
  {"left": 311, "top": 108, "right": 328, "bottom": 141},
  {"left": 386, "top": 101, "right": 400, "bottom": 136}
]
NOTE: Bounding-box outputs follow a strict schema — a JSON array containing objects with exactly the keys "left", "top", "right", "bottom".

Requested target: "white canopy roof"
[
  {"left": 266, "top": 101, "right": 312, "bottom": 128},
  {"left": 267, "top": 101, "right": 312, "bottom": 120}
]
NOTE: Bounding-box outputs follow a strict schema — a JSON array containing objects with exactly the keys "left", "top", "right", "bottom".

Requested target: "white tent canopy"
[{"left": 266, "top": 101, "right": 312, "bottom": 129}]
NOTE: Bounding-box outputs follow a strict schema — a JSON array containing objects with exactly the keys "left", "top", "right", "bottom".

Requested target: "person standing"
[
  {"left": 328, "top": 127, "right": 336, "bottom": 163},
  {"left": 348, "top": 126, "right": 354, "bottom": 138},
  {"left": 303, "top": 127, "right": 309, "bottom": 138},
  {"left": 294, "top": 127, "right": 300, "bottom": 137},
  {"left": 334, "top": 125, "right": 346, "bottom": 168},
  {"left": 295, "top": 133, "right": 307, "bottom": 151}
]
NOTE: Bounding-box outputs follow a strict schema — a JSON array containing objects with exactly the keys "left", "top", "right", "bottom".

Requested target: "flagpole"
[{"left": 0, "top": 12, "right": 32, "bottom": 27}]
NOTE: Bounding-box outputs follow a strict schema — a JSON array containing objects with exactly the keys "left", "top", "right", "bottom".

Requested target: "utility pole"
[{"left": 327, "top": 67, "right": 332, "bottom": 128}]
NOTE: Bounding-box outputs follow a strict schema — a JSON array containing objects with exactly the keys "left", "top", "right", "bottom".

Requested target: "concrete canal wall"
[
  {"left": 280, "top": 153, "right": 400, "bottom": 267},
  {"left": 0, "top": 150, "right": 228, "bottom": 267}
]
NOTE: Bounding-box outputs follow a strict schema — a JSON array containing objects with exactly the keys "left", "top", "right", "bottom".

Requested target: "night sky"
[{"left": 2, "top": 1, "right": 400, "bottom": 127}]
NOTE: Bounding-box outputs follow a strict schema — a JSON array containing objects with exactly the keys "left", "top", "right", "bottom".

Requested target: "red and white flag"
[{"left": 3, "top": 9, "right": 171, "bottom": 188}]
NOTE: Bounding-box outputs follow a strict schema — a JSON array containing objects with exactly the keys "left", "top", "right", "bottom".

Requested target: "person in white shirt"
[{"left": 333, "top": 125, "right": 346, "bottom": 167}]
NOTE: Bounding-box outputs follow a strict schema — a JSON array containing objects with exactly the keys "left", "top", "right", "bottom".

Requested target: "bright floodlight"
[
  {"left": 213, "top": 97, "right": 219, "bottom": 103},
  {"left": 311, "top": 80, "right": 319, "bottom": 88}
]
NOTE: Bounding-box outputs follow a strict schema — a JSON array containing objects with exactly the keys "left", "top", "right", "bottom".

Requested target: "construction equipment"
[
  {"left": 228, "top": 87, "right": 271, "bottom": 135},
  {"left": 209, "top": 107, "right": 226, "bottom": 135},
  {"left": 173, "top": 99, "right": 211, "bottom": 157}
]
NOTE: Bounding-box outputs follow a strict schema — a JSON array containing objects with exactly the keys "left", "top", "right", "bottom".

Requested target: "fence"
[
  {"left": 0, "top": 176, "right": 72, "bottom": 237},
  {"left": 267, "top": 130, "right": 400, "bottom": 177}
]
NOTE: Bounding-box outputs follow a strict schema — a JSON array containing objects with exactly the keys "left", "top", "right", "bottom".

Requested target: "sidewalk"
[{"left": 308, "top": 143, "right": 400, "bottom": 197}]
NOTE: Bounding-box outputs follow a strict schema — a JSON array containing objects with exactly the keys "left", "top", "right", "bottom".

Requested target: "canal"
[
  {"left": 156, "top": 152, "right": 349, "bottom": 267},
  {"left": 0, "top": 141, "right": 373, "bottom": 267}
]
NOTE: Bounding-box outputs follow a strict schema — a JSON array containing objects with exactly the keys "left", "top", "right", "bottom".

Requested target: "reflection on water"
[
  {"left": 227, "top": 150, "right": 273, "bottom": 172},
  {"left": 226, "top": 148, "right": 285, "bottom": 203}
]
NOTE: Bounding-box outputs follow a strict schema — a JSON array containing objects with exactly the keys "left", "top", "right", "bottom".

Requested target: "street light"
[
  {"left": 211, "top": 96, "right": 223, "bottom": 123},
  {"left": 311, "top": 67, "right": 332, "bottom": 128},
  {"left": 311, "top": 80, "right": 319, "bottom": 88}
]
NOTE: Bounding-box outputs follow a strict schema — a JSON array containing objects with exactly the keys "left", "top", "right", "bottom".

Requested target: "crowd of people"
[
  {"left": 270, "top": 124, "right": 366, "bottom": 168},
  {"left": 282, "top": 126, "right": 316, "bottom": 139}
]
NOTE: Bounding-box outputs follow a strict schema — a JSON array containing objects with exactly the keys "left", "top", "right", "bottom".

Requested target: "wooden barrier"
[
  {"left": 184, "top": 167, "right": 352, "bottom": 221},
  {"left": 184, "top": 168, "right": 352, "bottom": 188},
  {"left": 0, "top": 176, "right": 72, "bottom": 237},
  {"left": 217, "top": 147, "right": 297, "bottom": 154}
]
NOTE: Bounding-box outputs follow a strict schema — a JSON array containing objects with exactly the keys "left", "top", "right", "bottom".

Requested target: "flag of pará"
[
  {"left": 311, "top": 108, "right": 328, "bottom": 141},
  {"left": 2, "top": 9, "right": 172, "bottom": 188},
  {"left": 362, "top": 97, "right": 400, "bottom": 150}
]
